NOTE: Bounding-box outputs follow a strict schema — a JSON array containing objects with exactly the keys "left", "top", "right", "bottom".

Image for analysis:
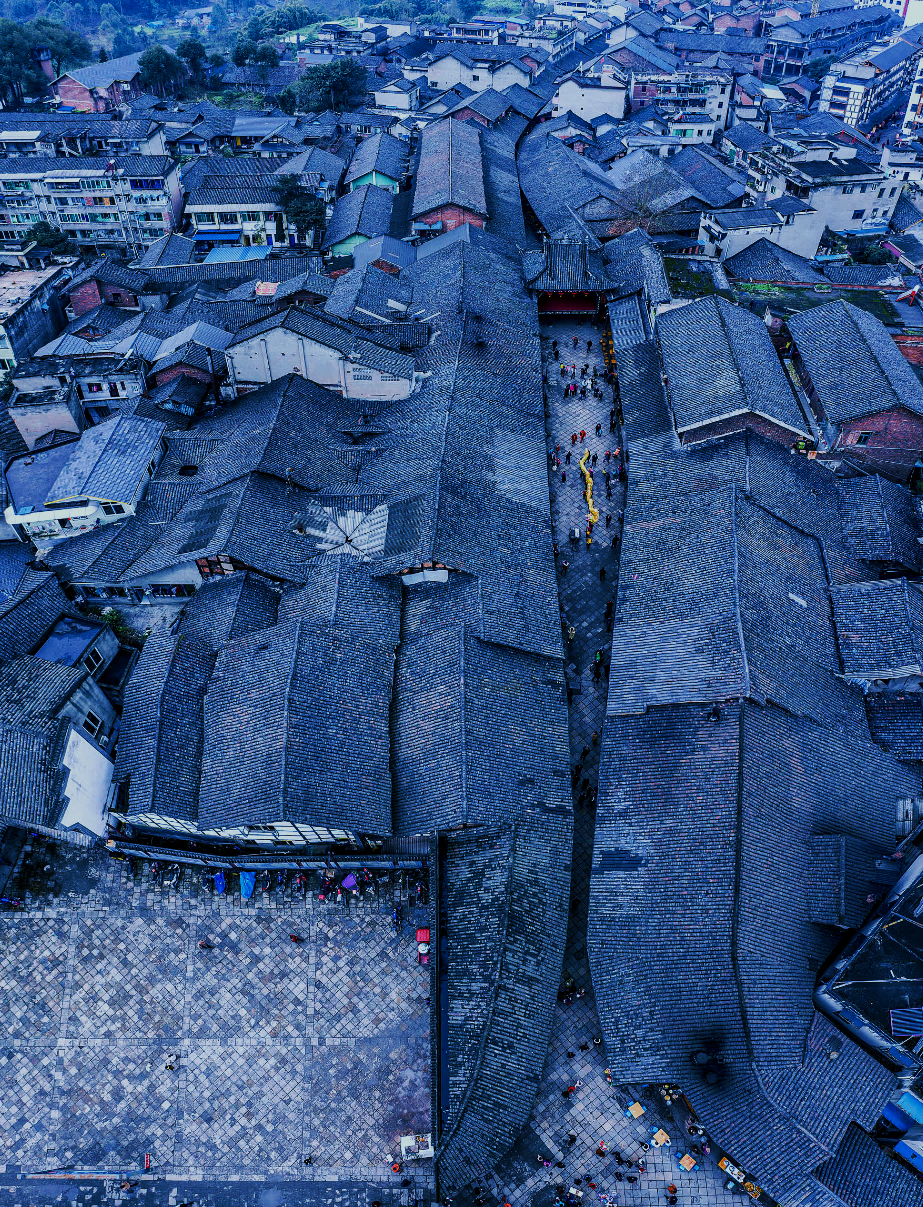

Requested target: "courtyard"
[{"left": 0, "top": 848, "right": 431, "bottom": 1183}]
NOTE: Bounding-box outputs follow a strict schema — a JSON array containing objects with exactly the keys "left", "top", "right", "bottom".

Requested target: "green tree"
[
  {"left": 138, "top": 44, "right": 185, "bottom": 95},
  {"left": 112, "top": 28, "right": 144, "bottom": 57},
  {"left": 804, "top": 54, "right": 835, "bottom": 83},
  {"left": 253, "top": 41, "right": 280, "bottom": 83},
  {"left": 12, "top": 17, "right": 88, "bottom": 84},
  {"left": 274, "top": 173, "right": 324, "bottom": 241},
  {"left": 177, "top": 36, "right": 208, "bottom": 82},
  {"left": 98, "top": 44, "right": 108, "bottom": 60},
  {"left": 232, "top": 35, "right": 258, "bottom": 66},
  {"left": 0, "top": 21, "right": 45, "bottom": 105},
  {"left": 24, "top": 220, "right": 71, "bottom": 252},
  {"left": 279, "top": 57, "right": 367, "bottom": 113},
  {"left": 210, "top": 2, "right": 229, "bottom": 33}
]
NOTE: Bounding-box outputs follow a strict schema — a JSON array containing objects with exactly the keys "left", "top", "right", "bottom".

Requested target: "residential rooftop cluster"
[{"left": 6, "top": 0, "right": 923, "bottom": 1203}]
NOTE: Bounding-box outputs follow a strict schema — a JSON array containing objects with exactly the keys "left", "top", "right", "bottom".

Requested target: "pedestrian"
[
  {"left": 605, "top": 513, "right": 611, "bottom": 528},
  {"left": 626, "top": 1177, "right": 637, "bottom": 1185},
  {"left": 606, "top": 485, "right": 612, "bottom": 500},
  {"left": 605, "top": 597, "right": 613, "bottom": 616},
  {"left": 197, "top": 940, "right": 212, "bottom": 949},
  {"left": 571, "top": 432, "right": 577, "bottom": 445},
  {"left": 609, "top": 419, "right": 616, "bottom": 433},
  {"left": 304, "top": 1157, "right": 313, "bottom": 1165},
  {"left": 565, "top": 450, "right": 571, "bottom": 464},
  {"left": 587, "top": 339, "right": 593, "bottom": 352},
  {"left": 599, "top": 567, "right": 606, "bottom": 582},
  {"left": 591, "top": 453, "right": 597, "bottom": 466},
  {"left": 579, "top": 429, "right": 586, "bottom": 442},
  {"left": 580, "top": 778, "right": 590, "bottom": 792},
  {"left": 572, "top": 335, "right": 578, "bottom": 348},
  {"left": 553, "top": 541, "right": 559, "bottom": 556},
  {"left": 567, "top": 625, "right": 575, "bottom": 642},
  {"left": 613, "top": 1173, "right": 623, "bottom": 1183},
  {"left": 567, "top": 1050, "right": 576, "bottom": 1058},
  {"left": 593, "top": 664, "right": 601, "bottom": 682},
  {"left": 595, "top": 423, "right": 601, "bottom": 437},
  {"left": 606, "top": 616, "right": 613, "bottom": 632},
  {"left": 561, "top": 364, "right": 566, "bottom": 377},
  {"left": 592, "top": 731, "right": 598, "bottom": 744},
  {"left": 567, "top": 1129, "right": 578, "bottom": 1146},
  {"left": 604, "top": 662, "right": 610, "bottom": 679},
  {"left": 562, "top": 471, "right": 567, "bottom": 483},
  {"left": 593, "top": 1036, "right": 602, "bottom": 1046},
  {"left": 604, "top": 449, "right": 610, "bottom": 462},
  {"left": 562, "top": 560, "right": 569, "bottom": 575},
  {"left": 165, "top": 1054, "right": 177, "bottom": 1070},
  {"left": 579, "top": 1042, "right": 590, "bottom": 1051},
  {"left": 573, "top": 762, "right": 582, "bottom": 778},
  {"left": 290, "top": 933, "right": 302, "bottom": 943}
]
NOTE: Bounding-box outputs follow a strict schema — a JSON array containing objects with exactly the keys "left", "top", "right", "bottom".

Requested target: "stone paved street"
[
  {"left": 450, "top": 317, "right": 743, "bottom": 1207},
  {"left": 0, "top": 850, "right": 432, "bottom": 1194}
]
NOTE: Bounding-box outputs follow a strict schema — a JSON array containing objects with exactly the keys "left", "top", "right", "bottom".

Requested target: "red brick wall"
[
  {"left": 451, "top": 108, "right": 492, "bottom": 128},
  {"left": 101, "top": 282, "right": 138, "bottom": 308},
  {"left": 68, "top": 280, "right": 103, "bottom": 317},
  {"left": 679, "top": 412, "right": 806, "bottom": 448},
  {"left": 69, "top": 279, "right": 138, "bottom": 316},
  {"left": 893, "top": 334, "right": 923, "bottom": 365},
  {"left": 149, "top": 365, "right": 213, "bottom": 389},
  {"left": 54, "top": 78, "right": 104, "bottom": 112},
  {"left": 419, "top": 205, "right": 485, "bottom": 233},
  {"left": 832, "top": 408, "right": 923, "bottom": 482}
]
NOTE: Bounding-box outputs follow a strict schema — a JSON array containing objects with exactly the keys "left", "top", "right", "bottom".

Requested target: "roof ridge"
[
  {"left": 279, "top": 616, "right": 302, "bottom": 820},
  {"left": 732, "top": 486, "right": 751, "bottom": 699}
]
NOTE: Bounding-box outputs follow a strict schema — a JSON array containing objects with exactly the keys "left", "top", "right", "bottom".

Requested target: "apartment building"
[
  {"left": 629, "top": 69, "right": 733, "bottom": 129},
  {"left": 820, "top": 28, "right": 923, "bottom": 132},
  {"left": 0, "top": 156, "right": 183, "bottom": 256}
]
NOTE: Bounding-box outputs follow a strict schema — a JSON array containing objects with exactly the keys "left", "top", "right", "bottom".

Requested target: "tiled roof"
[
  {"left": 610, "top": 486, "right": 859, "bottom": 725},
  {"left": 227, "top": 306, "right": 418, "bottom": 378},
  {"left": 199, "top": 610, "right": 395, "bottom": 834},
  {"left": 836, "top": 473, "right": 921, "bottom": 571},
  {"left": 658, "top": 296, "right": 809, "bottom": 436},
  {"left": 322, "top": 183, "right": 394, "bottom": 249},
  {"left": 412, "top": 118, "right": 487, "bottom": 220},
  {"left": 521, "top": 238, "right": 612, "bottom": 292},
  {"left": 789, "top": 300, "right": 923, "bottom": 423},
  {"left": 58, "top": 50, "right": 143, "bottom": 89},
  {"left": 831, "top": 578, "right": 923, "bottom": 678},
  {"left": 669, "top": 144, "right": 747, "bottom": 207},
  {"left": 0, "top": 560, "right": 69, "bottom": 662},
  {"left": 187, "top": 185, "right": 282, "bottom": 207},
  {"left": 588, "top": 700, "right": 909, "bottom": 1205},
  {"left": 822, "top": 262, "right": 904, "bottom": 287},
  {"left": 344, "top": 131, "right": 409, "bottom": 186},
  {"left": 866, "top": 692, "right": 923, "bottom": 759},
  {"left": 816, "top": 1123, "right": 923, "bottom": 1207},
  {"left": 0, "top": 715, "right": 69, "bottom": 827},
  {"left": 46, "top": 415, "right": 165, "bottom": 506},
  {"left": 724, "top": 121, "right": 773, "bottom": 153},
  {"left": 134, "top": 233, "right": 197, "bottom": 269},
  {"left": 724, "top": 238, "right": 826, "bottom": 285},
  {"left": 115, "top": 631, "right": 216, "bottom": 822},
  {"left": 602, "top": 228, "right": 672, "bottom": 305},
  {"left": 437, "top": 810, "right": 572, "bottom": 1192}
]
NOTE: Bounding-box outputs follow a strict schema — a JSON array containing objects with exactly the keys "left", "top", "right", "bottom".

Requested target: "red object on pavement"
[
  {"left": 144, "top": 1154, "right": 151, "bottom": 1171},
  {"left": 416, "top": 928, "right": 430, "bottom": 942}
]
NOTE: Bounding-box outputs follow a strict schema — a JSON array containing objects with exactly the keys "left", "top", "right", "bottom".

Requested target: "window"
[
  {"left": 843, "top": 184, "right": 854, "bottom": 194},
  {"left": 195, "top": 211, "right": 215, "bottom": 225},
  {"left": 855, "top": 431, "right": 872, "bottom": 445},
  {"left": 240, "top": 211, "right": 261, "bottom": 222},
  {"left": 82, "top": 709, "right": 103, "bottom": 738},
  {"left": 852, "top": 209, "right": 865, "bottom": 219},
  {"left": 218, "top": 211, "right": 239, "bottom": 224},
  {"left": 87, "top": 382, "right": 103, "bottom": 393},
  {"left": 878, "top": 188, "right": 885, "bottom": 198},
  {"left": 83, "top": 647, "right": 103, "bottom": 675},
  {"left": 872, "top": 208, "right": 879, "bottom": 217},
  {"left": 100, "top": 502, "right": 125, "bottom": 515},
  {"left": 890, "top": 186, "right": 898, "bottom": 196},
  {"left": 351, "top": 366, "right": 372, "bottom": 380},
  {"left": 859, "top": 184, "right": 867, "bottom": 193}
]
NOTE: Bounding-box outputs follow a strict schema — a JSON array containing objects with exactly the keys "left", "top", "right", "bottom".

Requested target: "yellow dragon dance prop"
[{"left": 578, "top": 448, "right": 600, "bottom": 525}]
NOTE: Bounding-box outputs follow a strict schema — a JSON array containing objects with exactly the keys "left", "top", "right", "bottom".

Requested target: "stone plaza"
[{"left": 0, "top": 849, "right": 431, "bottom": 1184}]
